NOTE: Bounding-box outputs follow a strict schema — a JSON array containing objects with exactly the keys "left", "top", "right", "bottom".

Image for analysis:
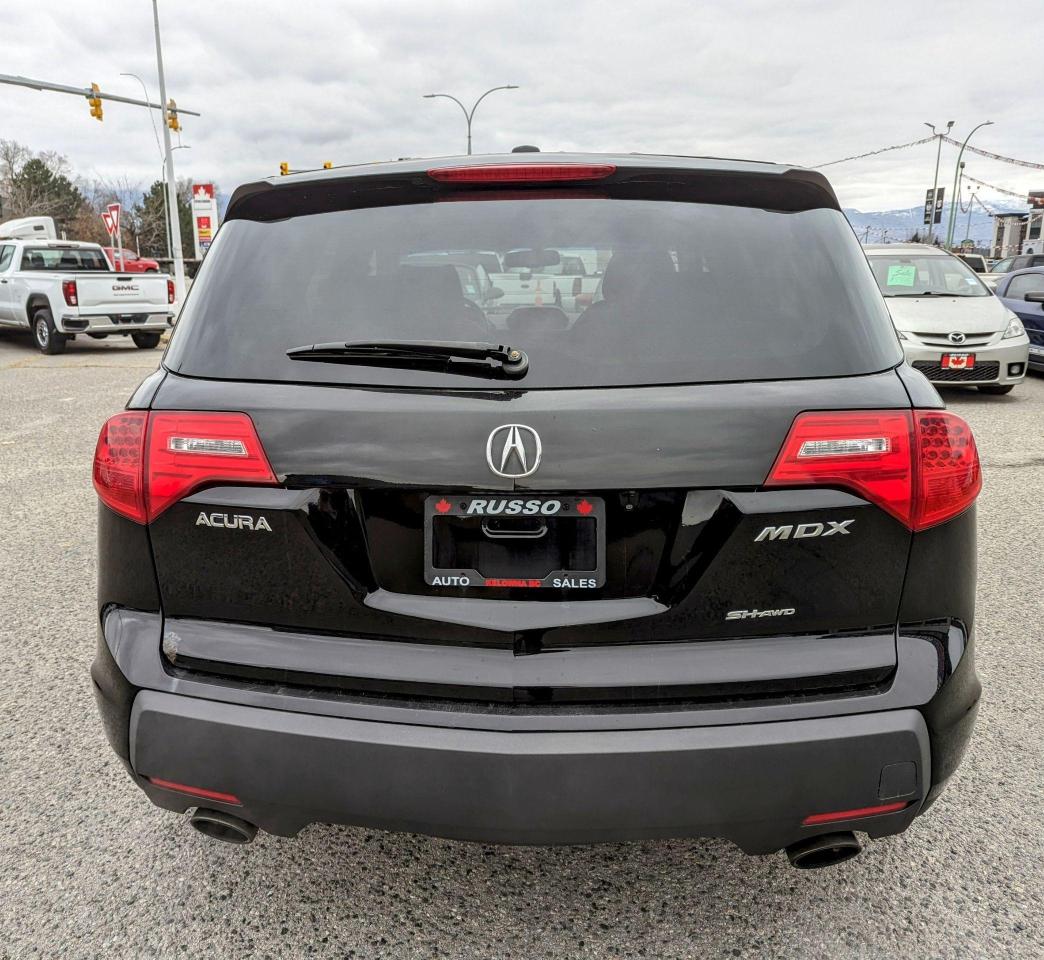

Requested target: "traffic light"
[
  {"left": 323, "top": 161, "right": 332, "bottom": 169},
  {"left": 279, "top": 162, "right": 290, "bottom": 176},
  {"left": 88, "top": 83, "right": 103, "bottom": 121},
  {"left": 166, "top": 99, "right": 181, "bottom": 132}
]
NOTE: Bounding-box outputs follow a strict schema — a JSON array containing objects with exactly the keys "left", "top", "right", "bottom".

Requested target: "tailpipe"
[
  {"left": 786, "top": 832, "right": 861, "bottom": 869},
  {"left": 189, "top": 808, "right": 258, "bottom": 845}
]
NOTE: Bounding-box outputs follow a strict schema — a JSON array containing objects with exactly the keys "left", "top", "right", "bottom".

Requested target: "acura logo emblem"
[
  {"left": 948, "top": 331, "right": 966, "bottom": 344},
  {"left": 486, "top": 424, "right": 542, "bottom": 478}
]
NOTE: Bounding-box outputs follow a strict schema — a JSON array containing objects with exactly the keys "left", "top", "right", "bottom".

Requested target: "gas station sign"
[{"left": 191, "top": 183, "right": 219, "bottom": 258}]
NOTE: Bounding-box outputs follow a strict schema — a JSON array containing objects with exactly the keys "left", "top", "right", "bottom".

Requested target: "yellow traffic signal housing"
[
  {"left": 323, "top": 161, "right": 333, "bottom": 169},
  {"left": 166, "top": 99, "right": 181, "bottom": 132},
  {"left": 88, "top": 83, "right": 103, "bottom": 121},
  {"left": 279, "top": 162, "right": 290, "bottom": 176}
]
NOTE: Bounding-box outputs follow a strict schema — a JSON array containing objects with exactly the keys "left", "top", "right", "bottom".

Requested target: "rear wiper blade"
[{"left": 286, "top": 339, "right": 530, "bottom": 379}]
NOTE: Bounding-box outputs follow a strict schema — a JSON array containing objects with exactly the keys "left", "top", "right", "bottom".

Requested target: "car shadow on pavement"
[{"left": 168, "top": 817, "right": 930, "bottom": 956}]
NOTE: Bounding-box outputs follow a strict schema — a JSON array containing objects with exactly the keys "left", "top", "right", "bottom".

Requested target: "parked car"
[
  {"left": 981, "top": 253, "right": 1044, "bottom": 289},
  {"left": 0, "top": 238, "right": 175, "bottom": 352},
  {"left": 994, "top": 267, "right": 1044, "bottom": 372},
  {"left": 865, "top": 243, "right": 1029, "bottom": 394},
  {"left": 102, "top": 247, "right": 161, "bottom": 273},
  {"left": 92, "top": 153, "right": 982, "bottom": 869},
  {"left": 956, "top": 253, "right": 988, "bottom": 273}
]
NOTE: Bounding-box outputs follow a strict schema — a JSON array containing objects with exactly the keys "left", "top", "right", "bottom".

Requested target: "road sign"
[
  {"left": 103, "top": 203, "right": 124, "bottom": 271},
  {"left": 924, "top": 187, "right": 945, "bottom": 226}
]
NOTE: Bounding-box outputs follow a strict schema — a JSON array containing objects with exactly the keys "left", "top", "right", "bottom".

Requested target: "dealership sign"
[{"left": 191, "top": 183, "right": 219, "bottom": 258}]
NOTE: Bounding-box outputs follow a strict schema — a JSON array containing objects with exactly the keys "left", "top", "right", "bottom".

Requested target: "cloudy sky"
[{"left": 2, "top": 0, "right": 1041, "bottom": 212}]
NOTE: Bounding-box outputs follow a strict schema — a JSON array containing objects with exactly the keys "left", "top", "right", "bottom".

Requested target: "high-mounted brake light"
[
  {"left": 167, "top": 278, "right": 176, "bottom": 304},
  {"left": 766, "top": 409, "right": 980, "bottom": 531},
  {"left": 428, "top": 163, "right": 616, "bottom": 184},
  {"left": 62, "top": 279, "right": 78, "bottom": 306},
  {"left": 92, "top": 410, "right": 277, "bottom": 523}
]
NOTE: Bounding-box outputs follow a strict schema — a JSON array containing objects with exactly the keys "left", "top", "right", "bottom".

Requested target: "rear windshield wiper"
[{"left": 286, "top": 340, "right": 530, "bottom": 379}]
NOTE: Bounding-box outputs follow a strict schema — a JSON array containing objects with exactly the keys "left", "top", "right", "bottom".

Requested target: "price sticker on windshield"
[{"left": 886, "top": 264, "right": 917, "bottom": 287}]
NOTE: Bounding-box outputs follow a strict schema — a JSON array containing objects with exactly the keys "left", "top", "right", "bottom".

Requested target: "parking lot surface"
[{"left": 0, "top": 332, "right": 1041, "bottom": 959}]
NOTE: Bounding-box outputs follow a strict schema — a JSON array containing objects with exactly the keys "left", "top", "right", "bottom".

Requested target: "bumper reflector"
[
  {"left": 147, "top": 777, "right": 241, "bottom": 806},
  {"left": 802, "top": 800, "right": 910, "bottom": 826}
]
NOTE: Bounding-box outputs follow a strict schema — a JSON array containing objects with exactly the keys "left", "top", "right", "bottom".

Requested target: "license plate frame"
[
  {"left": 424, "top": 494, "right": 605, "bottom": 590},
  {"left": 941, "top": 352, "right": 976, "bottom": 369}
]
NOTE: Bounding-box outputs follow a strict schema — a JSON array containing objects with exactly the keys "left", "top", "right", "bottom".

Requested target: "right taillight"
[
  {"left": 766, "top": 409, "right": 980, "bottom": 531},
  {"left": 167, "top": 278, "right": 175, "bottom": 304},
  {"left": 92, "top": 410, "right": 277, "bottom": 523}
]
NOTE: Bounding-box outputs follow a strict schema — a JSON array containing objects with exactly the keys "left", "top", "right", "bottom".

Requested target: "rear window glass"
[
  {"left": 166, "top": 198, "right": 901, "bottom": 389},
  {"left": 20, "top": 247, "right": 110, "bottom": 271}
]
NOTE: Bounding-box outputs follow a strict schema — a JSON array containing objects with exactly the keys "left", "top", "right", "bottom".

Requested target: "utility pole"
[
  {"left": 423, "top": 86, "right": 519, "bottom": 155},
  {"left": 152, "top": 0, "right": 187, "bottom": 305},
  {"left": 924, "top": 121, "right": 954, "bottom": 245},
  {"left": 945, "top": 121, "right": 993, "bottom": 251},
  {"left": 965, "top": 188, "right": 978, "bottom": 247}
]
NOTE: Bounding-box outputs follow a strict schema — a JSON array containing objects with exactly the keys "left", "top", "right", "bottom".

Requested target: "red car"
[{"left": 102, "top": 247, "right": 161, "bottom": 273}]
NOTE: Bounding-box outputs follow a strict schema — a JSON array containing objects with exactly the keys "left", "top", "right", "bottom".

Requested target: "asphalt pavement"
[{"left": 0, "top": 330, "right": 1041, "bottom": 959}]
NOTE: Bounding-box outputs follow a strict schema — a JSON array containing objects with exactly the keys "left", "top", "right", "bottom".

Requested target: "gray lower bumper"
[
  {"left": 130, "top": 691, "right": 929, "bottom": 852},
  {"left": 60, "top": 314, "right": 173, "bottom": 334}
]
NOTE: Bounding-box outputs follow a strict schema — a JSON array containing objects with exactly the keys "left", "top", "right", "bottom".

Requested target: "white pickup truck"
[{"left": 0, "top": 237, "right": 175, "bottom": 353}]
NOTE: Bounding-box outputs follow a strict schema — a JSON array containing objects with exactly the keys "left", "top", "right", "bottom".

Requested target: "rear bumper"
[
  {"left": 129, "top": 690, "right": 928, "bottom": 852},
  {"left": 59, "top": 313, "right": 174, "bottom": 334},
  {"left": 90, "top": 608, "right": 982, "bottom": 853}
]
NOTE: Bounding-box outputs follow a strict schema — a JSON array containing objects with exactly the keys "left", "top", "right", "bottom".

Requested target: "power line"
[
  {"left": 940, "top": 136, "right": 1044, "bottom": 171},
  {"left": 962, "top": 174, "right": 1030, "bottom": 202},
  {"left": 812, "top": 135, "right": 935, "bottom": 168}
]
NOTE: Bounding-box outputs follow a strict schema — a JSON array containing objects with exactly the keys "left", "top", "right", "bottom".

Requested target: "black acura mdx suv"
[{"left": 92, "top": 154, "right": 981, "bottom": 868}]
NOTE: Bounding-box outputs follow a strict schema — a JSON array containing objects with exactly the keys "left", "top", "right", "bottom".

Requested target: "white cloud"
[{"left": 1, "top": 0, "right": 1041, "bottom": 211}]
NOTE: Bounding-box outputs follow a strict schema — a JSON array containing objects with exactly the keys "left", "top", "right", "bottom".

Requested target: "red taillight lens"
[
  {"left": 93, "top": 411, "right": 148, "bottom": 523},
  {"left": 167, "top": 278, "right": 175, "bottom": 304},
  {"left": 428, "top": 163, "right": 616, "bottom": 184},
  {"left": 146, "top": 777, "right": 241, "bottom": 805},
  {"left": 766, "top": 409, "right": 980, "bottom": 531},
  {"left": 145, "top": 412, "right": 277, "bottom": 519},
  {"left": 92, "top": 411, "right": 277, "bottom": 523},
  {"left": 62, "top": 279, "right": 78, "bottom": 306},
  {"left": 767, "top": 411, "right": 916, "bottom": 527},
  {"left": 802, "top": 801, "right": 910, "bottom": 826},
  {"left": 911, "top": 410, "right": 982, "bottom": 530}
]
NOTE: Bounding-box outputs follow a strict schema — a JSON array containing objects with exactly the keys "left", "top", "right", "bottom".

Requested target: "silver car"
[{"left": 865, "top": 243, "right": 1030, "bottom": 395}]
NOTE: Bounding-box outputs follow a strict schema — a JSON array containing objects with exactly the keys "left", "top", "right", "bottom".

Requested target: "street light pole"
[
  {"left": 423, "top": 85, "right": 519, "bottom": 155},
  {"left": 120, "top": 72, "right": 171, "bottom": 261},
  {"left": 151, "top": 0, "right": 187, "bottom": 304},
  {"left": 945, "top": 121, "right": 993, "bottom": 251},
  {"left": 924, "top": 121, "right": 954, "bottom": 245},
  {"left": 965, "top": 188, "right": 977, "bottom": 247}
]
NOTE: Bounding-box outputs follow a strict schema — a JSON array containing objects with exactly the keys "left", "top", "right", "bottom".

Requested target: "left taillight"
[
  {"left": 93, "top": 411, "right": 148, "bottom": 523},
  {"left": 166, "top": 278, "right": 175, "bottom": 304},
  {"left": 92, "top": 411, "right": 277, "bottom": 523},
  {"left": 62, "top": 279, "right": 78, "bottom": 306}
]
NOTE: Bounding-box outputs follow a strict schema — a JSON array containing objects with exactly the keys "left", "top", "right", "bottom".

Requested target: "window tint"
[
  {"left": 167, "top": 199, "right": 901, "bottom": 389},
  {"left": 0, "top": 245, "right": 13, "bottom": 272},
  {"left": 19, "top": 247, "right": 110, "bottom": 271},
  {"left": 868, "top": 254, "right": 989, "bottom": 297},
  {"left": 1006, "top": 273, "right": 1044, "bottom": 298}
]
